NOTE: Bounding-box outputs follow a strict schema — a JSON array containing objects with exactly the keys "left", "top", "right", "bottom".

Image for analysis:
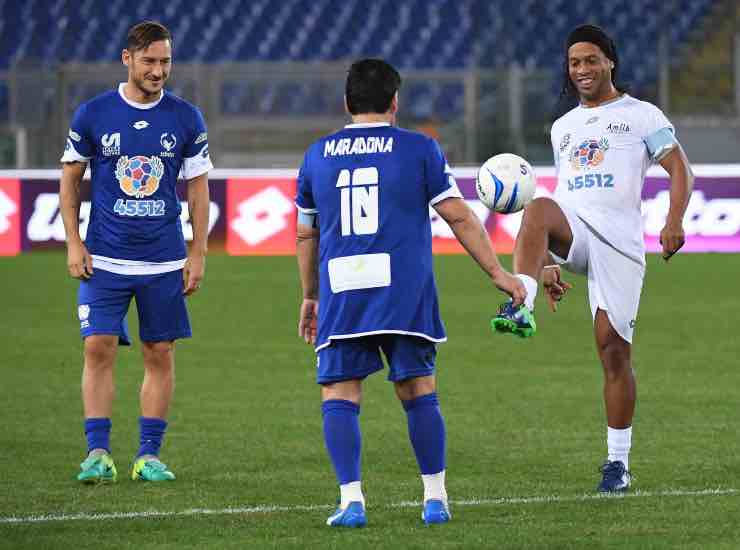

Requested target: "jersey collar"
[
  {"left": 118, "top": 83, "right": 164, "bottom": 110},
  {"left": 344, "top": 122, "right": 391, "bottom": 128},
  {"left": 579, "top": 93, "right": 629, "bottom": 110}
]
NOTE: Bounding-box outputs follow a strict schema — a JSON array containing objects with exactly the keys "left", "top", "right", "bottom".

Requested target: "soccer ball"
[{"left": 476, "top": 153, "right": 536, "bottom": 213}]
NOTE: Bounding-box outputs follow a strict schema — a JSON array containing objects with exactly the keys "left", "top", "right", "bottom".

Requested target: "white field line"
[{"left": 1, "top": 487, "right": 736, "bottom": 525}]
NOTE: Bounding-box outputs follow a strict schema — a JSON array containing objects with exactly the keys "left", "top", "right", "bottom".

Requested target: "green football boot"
[
  {"left": 131, "top": 457, "right": 176, "bottom": 481},
  {"left": 77, "top": 452, "right": 117, "bottom": 484},
  {"left": 491, "top": 300, "right": 537, "bottom": 338}
]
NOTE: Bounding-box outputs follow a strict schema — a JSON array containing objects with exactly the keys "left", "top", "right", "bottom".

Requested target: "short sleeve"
[
  {"left": 550, "top": 128, "right": 560, "bottom": 173},
  {"left": 295, "top": 148, "right": 317, "bottom": 214},
  {"left": 181, "top": 107, "right": 213, "bottom": 179},
  {"left": 425, "top": 138, "right": 462, "bottom": 205},
  {"left": 60, "top": 103, "right": 94, "bottom": 162}
]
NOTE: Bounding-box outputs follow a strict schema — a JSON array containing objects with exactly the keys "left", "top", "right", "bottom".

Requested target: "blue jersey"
[
  {"left": 295, "top": 122, "right": 461, "bottom": 351},
  {"left": 61, "top": 84, "right": 212, "bottom": 265}
]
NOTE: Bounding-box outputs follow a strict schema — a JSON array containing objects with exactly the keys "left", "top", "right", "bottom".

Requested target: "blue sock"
[
  {"left": 403, "top": 393, "right": 446, "bottom": 474},
  {"left": 84, "top": 417, "right": 112, "bottom": 454},
  {"left": 322, "top": 400, "right": 361, "bottom": 485},
  {"left": 137, "top": 417, "right": 168, "bottom": 458}
]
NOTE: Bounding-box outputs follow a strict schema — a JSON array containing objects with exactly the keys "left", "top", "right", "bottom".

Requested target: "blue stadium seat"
[{"left": 0, "top": 0, "right": 716, "bottom": 118}]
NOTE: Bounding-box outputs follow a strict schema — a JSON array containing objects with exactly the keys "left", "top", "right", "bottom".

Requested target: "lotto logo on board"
[
  {"left": 227, "top": 178, "right": 297, "bottom": 255},
  {"left": 0, "top": 179, "right": 21, "bottom": 256}
]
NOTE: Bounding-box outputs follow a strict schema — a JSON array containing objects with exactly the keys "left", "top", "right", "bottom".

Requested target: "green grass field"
[{"left": 1, "top": 252, "right": 739, "bottom": 549}]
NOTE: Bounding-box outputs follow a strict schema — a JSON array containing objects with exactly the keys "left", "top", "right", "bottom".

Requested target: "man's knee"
[
  {"left": 394, "top": 375, "right": 436, "bottom": 402},
  {"left": 521, "top": 197, "right": 552, "bottom": 228},
  {"left": 321, "top": 380, "right": 362, "bottom": 404},
  {"left": 84, "top": 336, "right": 117, "bottom": 368},
  {"left": 598, "top": 337, "right": 632, "bottom": 380},
  {"left": 142, "top": 341, "right": 175, "bottom": 369}
]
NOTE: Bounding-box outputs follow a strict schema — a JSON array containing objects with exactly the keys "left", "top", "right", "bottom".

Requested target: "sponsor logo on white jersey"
[
  {"left": 606, "top": 121, "right": 631, "bottom": 134},
  {"left": 559, "top": 133, "right": 571, "bottom": 153},
  {"left": 569, "top": 137, "right": 609, "bottom": 171}
]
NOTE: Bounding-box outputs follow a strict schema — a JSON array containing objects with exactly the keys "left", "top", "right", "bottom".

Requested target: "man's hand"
[
  {"left": 492, "top": 270, "right": 527, "bottom": 308},
  {"left": 542, "top": 265, "right": 572, "bottom": 312},
  {"left": 659, "top": 219, "right": 685, "bottom": 261},
  {"left": 298, "top": 299, "right": 318, "bottom": 345},
  {"left": 183, "top": 252, "right": 205, "bottom": 296},
  {"left": 67, "top": 240, "right": 93, "bottom": 280}
]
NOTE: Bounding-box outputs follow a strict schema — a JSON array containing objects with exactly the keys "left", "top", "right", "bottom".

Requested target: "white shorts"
[{"left": 549, "top": 202, "right": 645, "bottom": 343}]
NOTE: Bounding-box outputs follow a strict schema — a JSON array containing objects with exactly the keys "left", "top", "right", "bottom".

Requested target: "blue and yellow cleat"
[
  {"left": 597, "top": 460, "right": 631, "bottom": 493},
  {"left": 422, "top": 499, "right": 451, "bottom": 524},
  {"left": 77, "top": 453, "right": 117, "bottom": 484},
  {"left": 326, "top": 501, "right": 367, "bottom": 528},
  {"left": 491, "top": 301, "right": 537, "bottom": 338},
  {"left": 131, "top": 457, "right": 176, "bottom": 482}
]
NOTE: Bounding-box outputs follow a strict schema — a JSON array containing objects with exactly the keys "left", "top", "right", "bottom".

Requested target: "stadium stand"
[{"left": 0, "top": 0, "right": 715, "bottom": 121}]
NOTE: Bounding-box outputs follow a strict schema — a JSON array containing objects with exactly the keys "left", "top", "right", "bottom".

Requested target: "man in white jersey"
[{"left": 492, "top": 24, "right": 693, "bottom": 492}]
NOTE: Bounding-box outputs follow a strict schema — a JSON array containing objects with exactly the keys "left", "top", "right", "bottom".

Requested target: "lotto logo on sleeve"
[
  {"left": 226, "top": 178, "right": 296, "bottom": 255},
  {"left": 0, "top": 179, "right": 21, "bottom": 256}
]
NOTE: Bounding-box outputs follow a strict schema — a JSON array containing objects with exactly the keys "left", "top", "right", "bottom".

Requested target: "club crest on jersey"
[
  {"left": 569, "top": 137, "right": 609, "bottom": 170},
  {"left": 159, "top": 133, "right": 176, "bottom": 157},
  {"left": 78, "top": 304, "right": 90, "bottom": 320},
  {"left": 115, "top": 155, "right": 164, "bottom": 198},
  {"left": 559, "top": 133, "right": 571, "bottom": 152}
]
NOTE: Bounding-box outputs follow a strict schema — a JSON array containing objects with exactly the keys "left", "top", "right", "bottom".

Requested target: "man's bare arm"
[{"left": 59, "top": 162, "right": 92, "bottom": 279}]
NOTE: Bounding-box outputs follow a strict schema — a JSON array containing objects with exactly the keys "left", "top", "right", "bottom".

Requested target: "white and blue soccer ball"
[{"left": 476, "top": 153, "right": 536, "bottom": 214}]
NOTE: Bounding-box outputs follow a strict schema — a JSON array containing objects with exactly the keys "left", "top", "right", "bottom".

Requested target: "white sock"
[
  {"left": 516, "top": 274, "right": 538, "bottom": 311},
  {"left": 339, "top": 481, "right": 364, "bottom": 509},
  {"left": 421, "top": 470, "right": 448, "bottom": 504},
  {"left": 607, "top": 426, "right": 632, "bottom": 470}
]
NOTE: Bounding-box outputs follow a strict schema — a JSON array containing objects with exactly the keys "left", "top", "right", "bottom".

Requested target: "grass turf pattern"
[{"left": 1, "top": 252, "right": 738, "bottom": 548}]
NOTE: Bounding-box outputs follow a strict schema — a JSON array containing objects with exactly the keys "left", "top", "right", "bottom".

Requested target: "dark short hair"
[
  {"left": 126, "top": 21, "right": 172, "bottom": 53},
  {"left": 345, "top": 59, "right": 401, "bottom": 115}
]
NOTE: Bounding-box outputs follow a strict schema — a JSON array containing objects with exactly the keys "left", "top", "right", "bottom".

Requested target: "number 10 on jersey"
[{"left": 337, "top": 167, "right": 379, "bottom": 236}]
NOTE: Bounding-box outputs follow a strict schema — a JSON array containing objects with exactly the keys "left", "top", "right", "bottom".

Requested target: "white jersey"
[{"left": 551, "top": 94, "right": 674, "bottom": 264}]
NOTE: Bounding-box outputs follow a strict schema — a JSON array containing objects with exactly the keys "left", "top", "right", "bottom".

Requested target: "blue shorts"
[
  {"left": 316, "top": 334, "right": 437, "bottom": 385},
  {"left": 77, "top": 268, "right": 191, "bottom": 345}
]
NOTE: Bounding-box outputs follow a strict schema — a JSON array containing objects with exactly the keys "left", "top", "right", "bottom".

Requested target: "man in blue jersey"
[
  {"left": 59, "top": 21, "right": 212, "bottom": 483},
  {"left": 296, "top": 58, "right": 526, "bottom": 527}
]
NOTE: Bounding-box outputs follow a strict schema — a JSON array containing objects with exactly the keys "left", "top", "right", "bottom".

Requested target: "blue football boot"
[
  {"left": 326, "top": 501, "right": 367, "bottom": 528},
  {"left": 491, "top": 301, "right": 537, "bottom": 338},
  {"left": 422, "top": 499, "right": 451, "bottom": 524},
  {"left": 597, "top": 460, "right": 632, "bottom": 493}
]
